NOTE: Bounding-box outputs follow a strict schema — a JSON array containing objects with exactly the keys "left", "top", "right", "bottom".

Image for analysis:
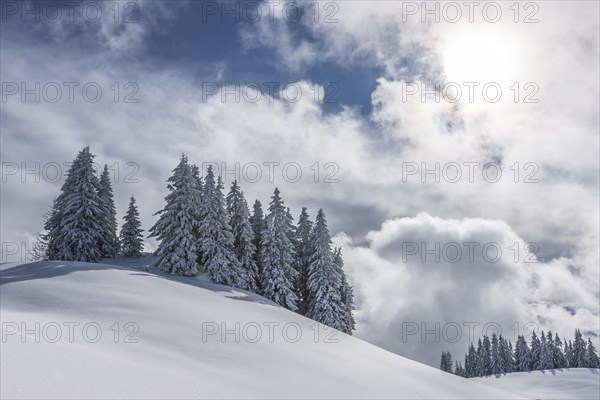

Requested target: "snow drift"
[
  {"left": 0, "top": 259, "right": 524, "bottom": 399},
  {"left": 478, "top": 368, "right": 600, "bottom": 400}
]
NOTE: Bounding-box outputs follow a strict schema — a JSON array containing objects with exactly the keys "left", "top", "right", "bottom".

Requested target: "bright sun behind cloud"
[{"left": 443, "top": 33, "right": 517, "bottom": 85}]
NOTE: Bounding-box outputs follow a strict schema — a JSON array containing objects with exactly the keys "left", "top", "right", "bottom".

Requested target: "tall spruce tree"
[
  {"left": 249, "top": 200, "right": 267, "bottom": 289},
  {"left": 120, "top": 196, "right": 144, "bottom": 257},
  {"left": 259, "top": 188, "right": 298, "bottom": 310},
  {"left": 545, "top": 331, "right": 557, "bottom": 368},
  {"left": 191, "top": 164, "right": 204, "bottom": 194},
  {"left": 190, "top": 164, "right": 204, "bottom": 260},
  {"left": 148, "top": 155, "right": 200, "bottom": 276},
  {"left": 454, "top": 361, "right": 465, "bottom": 377},
  {"left": 481, "top": 335, "right": 492, "bottom": 375},
  {"left": 306, "top": 209, "right": 346, "bottom": 331},
  {"left": 495, "top": 335, "right": 510, "bottom": 374},
  {"left": 530, "top": 331, "right": 541, "bottom": 370},
  {"left": 539, "top": 330, "right": 553, "bottom": 370},
  {"left": 466, "top": 343, "right": 477, "bottom": 377},
  {"left": 46, "top": 147, "right": 105, "bottom": 262},
  {"left": 573, "top": 329, "right": 587, "bottom": 368},
  {"left": 333, "top": 247, "right": 355, "bottom": 335},
  {"left": 585, "top": 338, "right": 599, "bottom": 368},
  {"left": 514, "top": 335, "right": 530, "bottom": 372},
  {"left": 294, "top": 207, "right": 313, "bottom": 315},
  {"left": 491, "top": 333, "right": 501, "bottom": 374},
  {"left": 285, "top": 207, "right": 297, "bottom": 250},
  {"left": 553, "top": 333, "right": 567, "bottom": 368},
  {"left": 198, "top": 169, "right": 246, "bottom": 287},
  {"left": 565, "top": 340, "right": 574, "bottom": 367},
  {"left": 98, "top": 164, "right": 119, "bottom": 257},
  {"left": 475, "top": 338, "right": 484, "bottom": 376},
  {"left": 440, "top": 352, "right": 453, "bottom": 373},
  {"left": 227, "top": 181, "right": 260, "bottom": 292},
  {"left": 505, "top": 339, "right": 514, "bottom": 373},
  {"left": 283, "top": 207, "right": 298, "bottom": 286}
]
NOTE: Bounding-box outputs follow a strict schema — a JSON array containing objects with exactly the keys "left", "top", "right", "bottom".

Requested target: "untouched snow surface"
[
  {"left": 0, "top": 259, "right": 581, "bottom": 399},
  {"left": 478, "top": 368, "right": 600, "bottom": 399}
]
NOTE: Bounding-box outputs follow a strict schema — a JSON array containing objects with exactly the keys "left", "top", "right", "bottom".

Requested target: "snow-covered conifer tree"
[
  {"left": 282, "top": 207, "right": 298, "bottom": 286},
  {"left": 481, "top": 335, "right": 492, "bottom": 375},
  {"left": 539, "top": 330, "right": 553, "bottom": 370},
  {"left": 515, "top": 335, "right": 531, "bottom": 372},
  {"left": 505, "top": 339, "right": 514, "bottom": 373},
  {"left": 198, "top": 169, "right": 246, "bottom": 287},
  {"left": 191, "top": 164, "right": 204, "bottom": 194},
  {"left": 226, "top": 180, "right": 242, "bottom": 216},
  {"left": 259, "top": 188, "right": 298, "bottom": 310},
  {"left": 120, "top": 196, "right": 144, "bottom": 257},
  {"left": 294, "top": 207, "right": 313, "bottom": 315},
  {"left": 553, "top": 333, "right": 567, "bottom": 368},
  {"left": 48, "top": 147, "right": 105, "bottom": 262},
  {"left": 148, "top": 154, "right": 200, "bottom": 276},
  {"left": 514, "top": 335, "right": 531, "bottom": 372},
  {"left": 585, "top": 338, "right": 599, "bottom": 368},
  {"left": 565, "top": 340, "right": 574, "bottom": 367},
  {"left": 285, "top": 207, "right": 297, "bottom": 249},
  {"left": 249, "top": 200, "right": 267, "bottom": 288},
  {"left": 475, "top": 339, "right": 484, "bottom": 376},
  {"left": 496, "top": 335, "right": 510, "bottom": 374},
  {"left": 333, "top": 247, "right": 355, "bottom": 335},
  {"left": 306, "top": 209, "right": 346, "bottom": 331},
  {"left": 227, "top": 181, "right": 259, "bottom": 292},
  {"left": 98, "top": 164, "right": 119, "bottom": 257},
  {"left": 454, "top": 361, "right": 464, "bottom": 377},
  {"left": 545, "top": 331, "right": 557, "bottom": 368},
  {"left": 529, "top": 331, "right": 541, "bottom": 370},
  {"left": 190, "top": 164, "right": 204, "bottom": 245},
  {"left": 440, "top": 352, "right": 453, "bottom": 373},
  {"left": 573, "top": 329, "right": 587, "bottom": 368},
  {"left": 465, "top": 343, "right": 477, "bottom": 377},
  {"left": 491, "top": 333, "right": 501, "bottom": 375}
]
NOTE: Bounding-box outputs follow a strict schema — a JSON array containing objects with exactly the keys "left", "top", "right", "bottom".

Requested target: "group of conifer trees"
[
  {"left": 441, "top": 329, "right": 599, "bottom": 377},
  {"left": 37, "top": 147, "right": 144, "bottom": 262},
  {"left": 36, "top": 148, "right": 355, "bottom": 334},
  {"left": 148, "top": 154, "right": 355, "bottom": 334}
]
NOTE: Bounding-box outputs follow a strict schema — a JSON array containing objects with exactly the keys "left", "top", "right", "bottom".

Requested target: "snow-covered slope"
[
  {"left": 478, "top": 369, "right": 600, "bottom": 400},
  {"left": 0, "top": 259, "right": 523, "bottom": 399}
]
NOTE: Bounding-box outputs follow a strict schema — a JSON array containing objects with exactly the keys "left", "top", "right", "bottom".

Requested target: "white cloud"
[
  {"left": 336, "top": 212, "right": 599, "bottom": 366},
  {"left": 23, "top": 0, "right": 186, "bottom": 53}
]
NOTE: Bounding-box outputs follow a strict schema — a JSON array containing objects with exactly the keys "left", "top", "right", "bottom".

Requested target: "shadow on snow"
[{"left": 0, "top": 258, "right": 277, "bottom": 308}]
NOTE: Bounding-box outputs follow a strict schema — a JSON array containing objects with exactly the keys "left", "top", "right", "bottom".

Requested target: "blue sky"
[
  {"left": 143, "top": 3, "right": 381, "bottom": 115},
  {"left": 1, "top": 0, "right": 599, "bottom": 367},
  {"left": 1, "top": 1, "right": 381, "bottom": 114}
]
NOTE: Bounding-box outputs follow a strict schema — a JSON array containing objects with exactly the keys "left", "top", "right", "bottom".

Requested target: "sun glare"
[{"left": 443, "top": 33, "right": 516, "bottom": 86}]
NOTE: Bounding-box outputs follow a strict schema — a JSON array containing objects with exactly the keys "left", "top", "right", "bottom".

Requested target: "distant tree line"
[
  {"left": 441, "top": 329, "right": 599, "bottom": 377},
  {"left": 36, "top": 147, "right": 355, "bottom": 334}
]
